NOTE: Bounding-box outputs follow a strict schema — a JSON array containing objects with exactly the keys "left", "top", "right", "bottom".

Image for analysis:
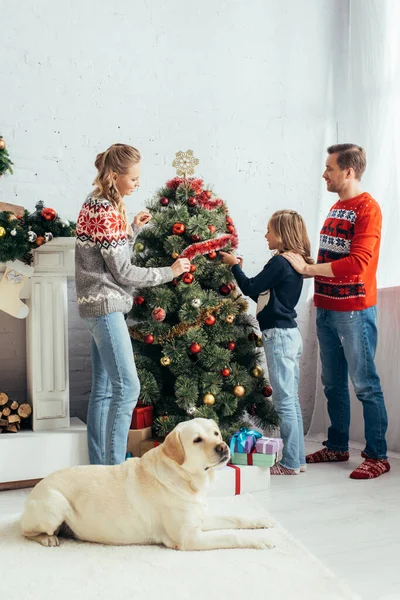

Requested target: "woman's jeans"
[
  {"left": 82, "top": 312, "right": 140, "bottom": 465},
  {"left": 262, "top": 327, "right": 305, "bottom": 470},
  {"left": 316, "top": 307, "right": 388, "bottom": 459}
]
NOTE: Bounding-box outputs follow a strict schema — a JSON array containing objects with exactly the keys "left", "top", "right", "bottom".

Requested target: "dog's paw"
[
  {"left": 39, "top": 534, "right": 60, "bottom": 547},
  {"left": 236, "top": 516, "right": 275, "bottom": 530},
  {"left": 241, "top": 533, "right": 274, "bottom": 550}
]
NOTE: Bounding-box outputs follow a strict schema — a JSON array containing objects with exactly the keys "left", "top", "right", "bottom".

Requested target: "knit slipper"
[
  {"left": 270, "top": 463, "right": 299, "bottom": 475},
  {"left": 350, "top": 458, "right": 390, "bottom": 480},
  {"left": 306, "top": 447, "right": 349, "bottom": 463}
]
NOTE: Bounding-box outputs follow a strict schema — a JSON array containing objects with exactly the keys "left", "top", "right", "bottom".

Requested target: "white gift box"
[{"left": 208, "top": 464, "right": 270, "bottom": 497}]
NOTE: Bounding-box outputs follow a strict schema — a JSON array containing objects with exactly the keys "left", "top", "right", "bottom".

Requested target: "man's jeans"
[
  {"left": 262, "top": 327, "right": 306, "bottom": 470},
  {"left": 82, "top": 312, "right": 140, "bottom": 465},
  {"left": 317, "top": 306, "right": 388, "bottom": 459}
]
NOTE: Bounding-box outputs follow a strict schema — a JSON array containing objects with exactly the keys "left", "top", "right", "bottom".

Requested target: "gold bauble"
[
  {"left": 0, "top": 226, "right": 6, "bottom": 238},
  {"left": 160, "top": 356, "right": 171, "bottom": 367},
  {"left": 251, "top": 367, "right": 263, "bottom": 378},
  {"left": 203, "top": 393, "right": 215, "bottom": 405},
  {"left": 233, "top": 385, "right": 245, "bottom": 397},
  {"left": 171, "top": 252, "right": 179, "bottom": 259},
  {"left": 0, "top": 138, "right": 6, "bottom": 150},
  {"left": 225, "top": 314, "right": 235, "bottom": 324},
  {"left": 256, "top": 337, "right": 263, "bottom": 347}
]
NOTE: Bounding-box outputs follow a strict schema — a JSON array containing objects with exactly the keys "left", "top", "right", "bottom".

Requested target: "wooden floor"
[{"left": 1, "top": 441, "right": 398, "bottom": 600}]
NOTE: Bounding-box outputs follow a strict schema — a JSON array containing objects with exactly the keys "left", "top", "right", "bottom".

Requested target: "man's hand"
[
  {"left": 282, "top": 252, "right": 309, "bottom": 275},
  {"left": 220, "top": 251, "right": 240, "bottom": 267},
  {"left": 133, "top": 211, "right": 152, "bottom": 228}
]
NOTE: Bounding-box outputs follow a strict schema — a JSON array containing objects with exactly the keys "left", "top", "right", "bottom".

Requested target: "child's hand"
[
  {"left": 133, "top": 211, "right": 152, "bottom": 228},
  {"left": 220, "top": 251, "right": 240, "bottom": 266}
]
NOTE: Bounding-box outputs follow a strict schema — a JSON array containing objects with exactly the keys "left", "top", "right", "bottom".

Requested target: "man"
[{"left": 284, "top": 144, "right": 389, "bottom": 479}]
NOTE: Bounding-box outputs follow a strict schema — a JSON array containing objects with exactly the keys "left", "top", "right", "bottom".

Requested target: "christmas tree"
[
  {"left": 0, "top": 136, "right": 14, "bottom": 177},
  {"left": 130, "top": 151, "right": 277, "bottom": 441}
]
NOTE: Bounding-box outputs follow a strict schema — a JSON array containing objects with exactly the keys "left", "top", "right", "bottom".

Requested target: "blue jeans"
[
  {"left": 316, "top": 307, "right": 388, "bottom": 459},
  {"left": 82, "top": 312, "right": 140, "bottom": 465},
  {"left": 262, "top": 327, "right": 305, "bottom": 470}
]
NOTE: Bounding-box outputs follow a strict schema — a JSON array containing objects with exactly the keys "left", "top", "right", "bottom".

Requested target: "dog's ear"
[{"left": 162, "top": 428, "right": 185, "bottom": 465}]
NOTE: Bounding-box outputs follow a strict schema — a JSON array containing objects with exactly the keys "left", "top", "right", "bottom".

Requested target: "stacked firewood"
[{"left": 0, "top": 392, "right": 32, "bottom": 433}]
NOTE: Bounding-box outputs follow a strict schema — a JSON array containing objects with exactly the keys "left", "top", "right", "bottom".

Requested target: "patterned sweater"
[
  {"left": 75, "top": 196, "right": 174, "bottom": 318},
  {"left": 314, "top": 192, "right": 382, "bottom": 311}
]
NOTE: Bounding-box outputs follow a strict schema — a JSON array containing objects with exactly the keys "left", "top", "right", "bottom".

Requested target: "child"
[
  {"left": 75, "top": 143, "right": 190, "bottom": 466},
  {"left": 220, "top": 210, "right": 313, "bottom": 475}
]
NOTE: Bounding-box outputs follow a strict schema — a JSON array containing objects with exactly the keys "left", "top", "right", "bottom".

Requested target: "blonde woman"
[
  {"left": 75, "top": 144, "right": 190, "bottom": 465},
  {"left": 220, "top": 210, "right": 313, "bottom": 475}
]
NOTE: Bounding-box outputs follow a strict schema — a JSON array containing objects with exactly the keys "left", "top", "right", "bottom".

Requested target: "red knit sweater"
[{"left": 314, "top": 192, "right": 382, "bottom": 311}]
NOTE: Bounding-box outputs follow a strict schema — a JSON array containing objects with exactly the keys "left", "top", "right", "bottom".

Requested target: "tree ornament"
[
  {"left": 191, "top": 234, "right": 201, "bottom": 242},
  {"left": 191, "top": 298, "right": 201, "bottom": 308},
  {"left": 251, "top": 366, "right": 263, "bottom": 378},
  {"left": 203, "top": 393, "right": 215, "bottom": 405},
  {"left": 204, "top": 190, "right": 212, "bottom": 199},
  {"left": 160, "top": 356, "right": 171, "bottom": 367},
  {"left": 227, "top": 225, "right": 235, "bottom": 233},
  {"left": 225, "top": 314, "right": 235, "bottom": 324},
  {"left": 0, "top": 138, "right": 6, "bottom": 150},
  {"left": 172, "top": 222, "right": 186, "bottom": 235},
  {"left": 134, "top": 295, "right": 145, "bottom": 306},
  {"left": 221, "top": 367, "right": 231, "bottom": 377},
  {"left": 60, "top": 219, "right": 70, "bottom": 227},
  {"left": 248, "top": 332, "right": 258, "bottom": 341},
  {"left": 190, "top": 342, "right": 202, "bottom": 354},
  {"left": 144, "top": 334, "right": 154, "bottom": 345},
  {"left": 189, "top": 264, "right": 196, "bottom": 273},
  {"left": 0, "top": 227, "right": 6, "bottom": 238},
  {"left": 226, "top": 341, "right": 236, "bottom": 351},
  {"left": 10, "top": 229, "right": 17, "bottom": 237},
  {"left": 233, "top": 385, "right": 245, "bottom": 397},
  {"left": 41, "top": 207, "right": 57, "bottom": 221},
  {"left": 27, "top": 230, "right": 37, "bottom": 242},
  {"left": 44, "top": 232, "right": 53, "bottom": 243},
  {"left": 172, "top": 149, "right": 199, "bottom": 178},
  {"left": 219, "top": 284, "right": 231, "bottom": 296},
  {"left": 226, "top": 216, "right": 233, "bottom": 225},
  {"left": 152, "top": 307, "right": 166, "bottom": 322},
  {"left": 187, "top": 197, "right": 197, "bottom": 207},
  {"left": 208, "top": 251, "right": 217, "bottom": 260},
  {"left": 160, "top": 197, "right": 169, "bottom": 206},
  {"left": 204, "top": 314, "right": 216, "bottom": 326},
  {"left": 256, "top": 337, "right": 264, "bottom": 347},
  {"left": 172, "top": 279, "right": 179, "bottom": 287},
  {"left": 187, "top": 406, "right": 197, "bottom": 415},
  {"left": 208, "top": 225, "right": 216, "bottom": 234},
  {"left": 135, "top": 242, "right": 145, "bottom": 252},
  {"left": 35, "top": 236, "right": 45, "bottom": 246},
  {"left": 263, "top": 385, "right": 273, "bottom": 397},
  {"left": 171, "top": 252, "right": 179, "bottom": 259},
  {"left": 182, "top": 272, "right": 194, "bottom": 284}
]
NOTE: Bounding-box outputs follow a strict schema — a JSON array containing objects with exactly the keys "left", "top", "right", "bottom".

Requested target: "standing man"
[{"left": 284, "top": 144, "right": 389, "bottom": 479}]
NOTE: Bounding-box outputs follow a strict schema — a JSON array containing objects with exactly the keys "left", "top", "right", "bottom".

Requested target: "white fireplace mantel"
[{"left": 0, "top": 238, "right": 88, "bottom": 486}]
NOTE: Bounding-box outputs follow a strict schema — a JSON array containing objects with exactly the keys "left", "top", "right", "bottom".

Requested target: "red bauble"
[
  {"left": 191, "top": 234, "right": 201, "bottom": 242},
  {"left": 227, "top": 225, "right": 235, "bottom": 234},
  {"left": 144, "top": 334, "right": 154, "bottom": 345},
  {"left": 221, "top": 368, "right": 231, "bottom": 377},
  {"left": 41, "top": 207, "right": 57, "bottom": 221},
  {"left": 263, "top": 385, "right": 273, "bottom": 397},
  {"left": 189, "top": 264, "right": 196, "bottom": 273},
  {"left": 219, "top": 284, "right": 231, "bottom": 296},
  {"left": 190, "top": 342, "right": 202, "bottom": 354},
  {"left": 226, "top": 217, "right": 233, "bottom": 225},
  {"left": 172, "top": 279, "right": 179, "bottom": 287},
  {"left": 35, "top": 236, "right": 45, "bottom": 246},
  {"left": 248, "top": 332, "right": 258, "bottom": 341},
  {"left": 182, "top": 273, "right": 194, "bottom": 284},
  {"left": 208, "top": 251, "right": 217, "bottom": 260},
  {"left": 172, "top": 222, "right": 186, "bottom": 235},
  {"left": 204, "top": 190, "right": 212, "bottom": 199},
  {"left": 204, "top": 315, "right": 216, "bottom": 326},
  {"left": 134, "top": 296, "right": 145, "bottom": 306},
  {"left": 152, "top": 307, "right": 166, "bottom": 322},
  {"left": 160, "top": 197, "right": 169, "bottom": 206},
  {"left": 187, "top": 197, "right": 197, "bottom": 207},
  {"left": 208, "top": 225, "right": 216, "bottom": 234},
  {"left": 226, "top": 341, "right": 236, "bottom": 351}
]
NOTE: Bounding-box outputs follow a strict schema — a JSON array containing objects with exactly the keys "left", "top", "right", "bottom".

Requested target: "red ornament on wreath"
[
  {"left": 41, "top": 207, "right": 57, "bottom": 221},
  {"left": 226, "top": 216, "right": 233, "bottom": 225},
  {"left": 208, "top": 251, "right": 217, "bottom": 260},
  {"left": 190, "top": 342, "right": 202, "bottom": 354},
  {"left": 204, "top": 315, "right": 216, "bottom": 326},
  {"left": 208, "top": 225, "right": 216, "bottom": 234},
  {"left": 187, "top": 197, "right": 197, "bottom": 207},
  {"left": 227, "top": 225, "right": 235, "bottom": 234},
  {"left": 204, "top": 190, "right": 212, "bottom": 199},
  {"left": 263, "top": 385, "right": 273, "bottom": 397},
  {"left": 134, "top": 295, "right": 145, "bottom": 306},
  {"left": 226, "top": 341, "right": 236, "bottom": 351},
  {"left": 172, "top": 222, "right": 186, "bottom": 235},
  {"left": 182, "top": 273, "right": 194, "bottom": 285},
  {"left": 160, "top": 197, "right": 169, "bottom": 206},
  {"left": 35, "top": 236, "right": 45, "bottom": 246},
  {"left": 152, "top": 307, "right": 166, "bottom": 322},
  {"left": 191, "top": 234, "right": 201, "bottom": 242},
  {"left": 221, "top": 367, "right": 231, "bottom": 377},
  {"left": 219, "top": 284, "right": 231, "bottom": 296},
  {"left": 144, "top": 334, "right": 154, "bottom": 345}
]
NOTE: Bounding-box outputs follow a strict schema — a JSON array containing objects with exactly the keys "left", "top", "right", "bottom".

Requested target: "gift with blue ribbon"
[{"left": 230, "top": 428, "right": 262, "bottom": 455}]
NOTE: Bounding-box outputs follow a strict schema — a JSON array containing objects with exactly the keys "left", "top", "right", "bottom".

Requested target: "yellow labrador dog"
[{"left": 21, "top": 418, "right": 273, "bottom": 550}]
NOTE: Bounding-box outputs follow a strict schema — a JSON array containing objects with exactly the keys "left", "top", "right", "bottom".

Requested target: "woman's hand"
[
  {"left": 133, "top": 211, "right": 152, "bottom": 228},
  {"left": 282, "top": 252, "right": 308, "bottom": 274},
  {"left": 220, "top": 251, "right": 241, "bottom": 267},
  {"left": 171, "top": 258, "right": 191, "bottom": 277}
]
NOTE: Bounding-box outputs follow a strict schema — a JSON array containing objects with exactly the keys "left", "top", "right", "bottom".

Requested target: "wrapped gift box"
[
  {"left": 127, "top": 426, "right": 152, "bottom": 457},
  {"left": 130, "top": 404, "right": 154, "bottom": 429},
  {"left": 255, "top": 437, "right": 283, "bottom": 455},
  {"left": 208, "top": 464, "right": 270, "bottom": 497},
  {"left": 230, "top": 428, "right": 262, "bottom": 454},
  {"left": 231, "top": 451, "right": 276, "bottom": 468},
  {"left": 140, "top": 438, "right": 163, "bottom": 457}
]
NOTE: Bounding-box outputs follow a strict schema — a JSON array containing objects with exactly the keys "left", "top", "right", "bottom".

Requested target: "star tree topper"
[{"left": 172, "top": 150, "right": 199, "bottom": 178}]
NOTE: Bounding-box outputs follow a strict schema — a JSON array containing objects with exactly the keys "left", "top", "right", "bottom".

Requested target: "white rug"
[{"left": 0, "top": 495, "right": 359, "bottom": 600}]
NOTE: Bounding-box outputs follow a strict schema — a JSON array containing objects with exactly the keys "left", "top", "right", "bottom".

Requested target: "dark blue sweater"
[{"left": 231, "top": 255, "right": 303, "bottom": 330}]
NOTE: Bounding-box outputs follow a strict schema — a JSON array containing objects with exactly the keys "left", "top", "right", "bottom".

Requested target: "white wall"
[{"left": 0, "top": 0, "right": 348, "bottom": 427}]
